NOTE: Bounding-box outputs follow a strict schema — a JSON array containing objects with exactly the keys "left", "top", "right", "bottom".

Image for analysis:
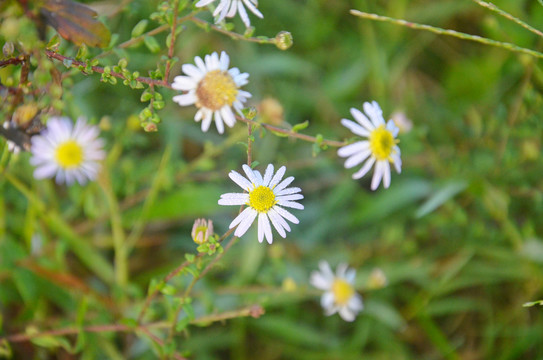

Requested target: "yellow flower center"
[
  {"left": 332, "top": 278, "right": 354, "bottom": 306},
  {"left": 55, "top": 140, "right": 84, "bottom": 169},
  {"left": 196, "top": 70, "right": 238, "bottom": 111},
  {"left": 369, "top": 125, "right": 396, "bottom": 161},
  {"left": 249, "top": 185, "right": 276, "bottom": 213}
]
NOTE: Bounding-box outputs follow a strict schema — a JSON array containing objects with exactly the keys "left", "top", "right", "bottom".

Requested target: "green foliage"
[{"left": 2, "top": 0, "right": 543, "bottom": 359}]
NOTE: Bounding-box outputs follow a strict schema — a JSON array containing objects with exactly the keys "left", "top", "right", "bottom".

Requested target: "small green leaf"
[
  {"left": 131, "top": 19, "right": 149, "bottom": 38},
  {"left": 46, "top": 34, "right": 61, "bottom": 50},
  {"left": 292, "top": 120, "right": 309, "bottom": 133},
  {"left": 523, "top": 300, "right": 543, "bottom": 307},
  {"left": 76, "top": 44, "right": 88, "bottom": 59},
  {"left": 160, "top": 284, "right": 177, "bottom": 296},
  {"left": 185, "top": 253, "right": 195, "bottom": 262},
  {"left": 183, "top": 304, "right": 195, "bottom": 320},
  {"left": 141, "top": 90, "right": 153, "bottom": 102},
  {"left": 144, "top": 36, "right": 161, "bottom": 53},
  {"left": 175, "top": 317, "right": 190, "bottom": 332}
]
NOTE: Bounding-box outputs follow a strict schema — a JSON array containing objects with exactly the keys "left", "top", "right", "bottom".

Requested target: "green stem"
[
  {"left": 472, "top": 0, "right": 543, "bottom": 38},
  {"left": 126, "top": 145, "right": 172, "bottom": 251},
  {"left": 99, "top": 168, "right": 128, "bottom": 287},
  {"left": 350, "top": 9, "right": 543, "bottom": 59},
  {"left": 5, "top": 173, "right": 114, "bottom": 283}
]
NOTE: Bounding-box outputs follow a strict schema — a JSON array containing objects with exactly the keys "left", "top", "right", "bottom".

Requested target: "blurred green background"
[{"left": 2, "top": 0, "right": 543, "bottom": 358}]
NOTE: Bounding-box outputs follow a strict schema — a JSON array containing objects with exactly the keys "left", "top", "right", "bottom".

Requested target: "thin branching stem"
[
  {"left": 0, "top": 305, "right": 263, "bottom": 345},
  {"left": 164, "top": 0, "right": 181, "bottom": 82},
  {"left": 137, "top": 228, "right": 236, "bottom": 324},
  {"left": 188, "top": 17, "right": 277, "bottom": 45},
  {"left": 471, "top": 0, "right": 543, "bottom": 38},
  {"left": 45, "top": 50, "right": 173, "bottom": 88},
  {"left": 350, "top": 9, "right": 543, "bottom": 60},
  {"left": 236, "top": 115, "right": 347, "bottom": 147}
]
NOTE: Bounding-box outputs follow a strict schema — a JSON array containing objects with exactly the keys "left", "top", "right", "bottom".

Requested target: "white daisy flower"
[
  {"left": 338, "top": 101, "right": 402, "bottom": 190},
  {"left": 195, "top": 0, "right": 263, "bottom": 28},
  {"left": 30, "top": 116, "right": 105, "bottom": 185},
  {"left": 310, "top": 261, "right": 364, "bottom": 322},
  {"left": 172, "top": 51, "right": 251, "bottom": 134},
  {"left": 218, "top": 164, "right": 304, "bottom": 244}
]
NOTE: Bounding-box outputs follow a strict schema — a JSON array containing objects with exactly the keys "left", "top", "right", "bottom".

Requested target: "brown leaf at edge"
[{"left": 40, "top": 0, "right": 111, "bottom": 48}]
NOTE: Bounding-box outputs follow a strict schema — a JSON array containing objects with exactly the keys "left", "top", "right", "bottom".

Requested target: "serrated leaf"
[{"left": 40, "top": 0, "right": 111, "bottom": 48}]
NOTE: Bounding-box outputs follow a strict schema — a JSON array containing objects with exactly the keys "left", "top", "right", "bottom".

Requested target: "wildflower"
[
  {"left": 172, "top": 51, "right": 251, "bottom": 134},
  {"left": 310, "top": 261, "right": 363, "bottom": 322},
  {"left": 391, "top": 111, "right": 412, "bottom": 134},
  {"left": 195, "top": 0, "right": 263, "bottom": 28},
  {"left": 2, "top": 121, "right": 22, "bottom": 154},
  {"left": 30, "top": 117, "right": 105, "bottom": 185},
  {"left": 367, "top": 268, "right": 388, "bottom": 289},
  {"left": 192, "top": 218, "right": 214, "bottom": 244},
  {"left": 338, "top": 101, "right": 402, "bottom": 190},
  {"left": 218, "top": 164, "right": 303, "bottom": 244}
]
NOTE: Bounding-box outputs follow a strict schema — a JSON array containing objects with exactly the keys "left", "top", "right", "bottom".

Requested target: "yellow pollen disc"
[
  {"left": 55, "top": 140, "right": 84, "bottom": 169},
  {"left": 332, "top": 278, "right": 354, "bottom": 306},
  {"left": 369, "top": 125, "right": 395, "bottom": 161},
  {"left": 196, "top": 70, "right": 238, "bottom": 111},
  {"left": 249, "top": 186, "right": 276, "bottom": 213}
]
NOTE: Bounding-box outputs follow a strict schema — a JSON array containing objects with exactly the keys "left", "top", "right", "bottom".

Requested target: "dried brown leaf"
[{"left": 40, "top": 0, "right": 111, "bottom": 48}]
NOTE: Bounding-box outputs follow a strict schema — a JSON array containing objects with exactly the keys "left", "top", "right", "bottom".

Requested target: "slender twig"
[
  {"left": 45, "top": 50, "right": 173, "bottom": 88},
  {"left": 137, "top": 228, "right": 236, "bottom": 323},
  {"left": 0, "top": 56, "right": 25, "bottom": 68},
  {"left": 201, "top": 236, "right": 238, "bottom": 279},
  {"left": 247, "top": 123, "right": 253, "bottom": 166},
  {"left": 95, "top": 12, "right": 202, "bottom": 59},
  {"left": 235, "top": 115, "right": 347, "bottom": 147},
  {"left": 138, "top": 327, "right": 186, "bottom": 360},
  {"left": 98, "top": 167, "right": 128, "bottom": 287},
  {"left": 350, "top": 9, "right": 543, "bottom": 60},
  {"left": 1, "top": 304, "right": 263, "bottom": 344},
  {"left": 164, "top": 0, "right": 181, "bottom": 82},
  {"left": 126, "top": 145, "right": 172, "bottom": 251},
  {"left": 189, "top": 17, "right": 277, "bottom": 45},
  {"left": 471, "top": 0, "right": 543, "bottom": 38}
]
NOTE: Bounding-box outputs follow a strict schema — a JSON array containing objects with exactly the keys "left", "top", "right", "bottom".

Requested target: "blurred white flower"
[
  {"left": 338, "top": 101, "right": 402, "bottom": 190},
  {"left": 218, "top": 164, "right": 303, "bottom": 244},
  {"left": 368, "top": 267, "right": 388, "bottom": 289},
  {"left": 2, "top": 121, "right": 21, "bottom": 154},
  {"left": 172, "top": 51, "right": 251, "bottom": 134},
  {"left": 310, "top": 261, "right": 363, "bottom": 322},
  {"left": 195, "top": 0, "right": 263, "bottom": 28},
  {"left": 391, "top": 111, "right": 413, "bottom": 134},
  {"left": 30, "top": 117, "right": 105, "bottom": 185}
]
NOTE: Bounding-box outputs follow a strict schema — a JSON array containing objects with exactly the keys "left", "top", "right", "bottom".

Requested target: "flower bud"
[
  {"left": 191, "top": 218, "right": 214, "bottom": 245},
  {"left": 3, "top": 42, "right": 14, "bottom": 57},
  {"left": 275, "top": 31, "right": 293, "bottom": 50},
  {"left": 391, "top": 111, "right": 412, "bottom": 134},
  {"left": 367, "top": 268, "right": 388, "bottom": 289}
]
